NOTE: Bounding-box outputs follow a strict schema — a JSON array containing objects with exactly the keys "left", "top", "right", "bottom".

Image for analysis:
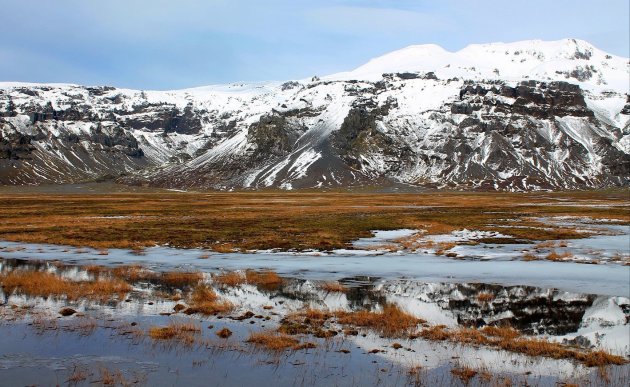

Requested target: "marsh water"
[{"left": 0, "top": 219, "right": 628, "bottom": 386}]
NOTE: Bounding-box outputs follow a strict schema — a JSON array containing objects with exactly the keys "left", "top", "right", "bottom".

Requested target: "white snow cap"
[{"left": 327, "top": 39, "right": 629, "bottom": 93}]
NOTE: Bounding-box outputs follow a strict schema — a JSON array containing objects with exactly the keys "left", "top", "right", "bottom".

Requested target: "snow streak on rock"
[{"left": 1, "top": 39, "right": 628, "bottom": 190}]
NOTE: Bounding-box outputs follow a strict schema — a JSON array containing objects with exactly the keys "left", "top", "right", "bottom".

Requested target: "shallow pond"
[
  {"left": 0, "top": 255, "right": 628, "bottom": 386},
  {"left": 0, "top": 217, "right": 628, "bottom": 386}
]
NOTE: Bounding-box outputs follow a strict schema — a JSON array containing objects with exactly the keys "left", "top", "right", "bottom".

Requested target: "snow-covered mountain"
[{"left": 1, "top": 39, "right": 628, "bottom": 190}]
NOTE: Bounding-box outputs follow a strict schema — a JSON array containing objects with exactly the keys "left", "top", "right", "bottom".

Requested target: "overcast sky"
[{"left": 2, "top": 0, "right": 628, "bottom": 90}]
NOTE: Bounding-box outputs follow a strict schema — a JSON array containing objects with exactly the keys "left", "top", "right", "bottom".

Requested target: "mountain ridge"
[{"left": 1, "top": 39, "right": 628, "bottom": 191}]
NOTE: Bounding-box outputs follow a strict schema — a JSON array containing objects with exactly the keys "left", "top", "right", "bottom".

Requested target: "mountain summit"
[{"left": 1, "top": 39, "right": 628, "bottom": 190}]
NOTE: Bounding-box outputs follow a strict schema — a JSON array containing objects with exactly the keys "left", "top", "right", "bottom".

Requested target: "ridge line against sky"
[{"left": 2, "top": 0, "right": 628, "bottom": 90}]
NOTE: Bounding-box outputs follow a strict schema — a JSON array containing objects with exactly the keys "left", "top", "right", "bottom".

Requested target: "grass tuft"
[
  {"left": 546, "top": 250, "right": 574, "bottom": 261},
  {"left": 245, "top": 270, "right": 283, "bottom": 290},
  {"left": 247, "top": 331, "right": 300, "bottom": 351},
  {"left": 213, "top": 271, "right": 245, "bottom": 288},
  {"left": 335, "top": 304, "right": 423, "bottom": 338},
  {"left": 0, "top": 270, "right": 130, "bottom": 301},
  {"left": 417, "top": 325, "right": 627, "bottom": 367},
  {"left": 184, "top": 284, "right": 233, "bottom": 315},
  {"left": 451, "top": 366, "right": 478, "bottom": 384},
  {"left": 148, "top": 321, "right": 201, "bottom": 346}
]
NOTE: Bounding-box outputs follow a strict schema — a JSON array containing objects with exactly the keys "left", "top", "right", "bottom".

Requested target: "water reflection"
[{"left": 1, "top": 258, "right": 623, "bottom": 340}]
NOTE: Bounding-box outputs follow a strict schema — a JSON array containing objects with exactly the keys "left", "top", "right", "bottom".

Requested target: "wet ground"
[{"left": 0, "top": 217, "right": 628, "bottom": 386}]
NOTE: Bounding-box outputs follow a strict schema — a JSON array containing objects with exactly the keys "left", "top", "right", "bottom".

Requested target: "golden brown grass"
[
  {"left": 91, "top": 265, "right": 202, "bottom": 289},
  {"left": 364, "top": 243, "right": 399, "bottom": 252},
  {"left": 99, "top": 368, "right": 127, "bottom": 386},
  {"left": 394, "top": 237, "right": 460, "bottom": 254},
  {"left": 110, "top": 265, "right": 151, "bottom": 282},
  {"left": 481, "top": 326, "right": 521, "bottom": 340},
  {"left": 535, "top": 240, "right": 557, "bottom": 249},
  {"left": 160, "top": 272, "right": 203, "bottom": 288},
  {"left": 279, "top": 305, "right": 422, "bottom": 338},
  {"left": 335, "top": 304, "right": 424, "bottom": 338},
  {"left": 418, "top": 325, "right": 450, "bottom": 341},
  {"left": 501, "top": 338, "right": 626, "bottom": 367},
  {"left": 522, "top": 252, "right": 539, "bottom": 261},
  {"left": 320, "top": 281, "right": 347, "bottom": 293},
  {"left": 546, "top": 250, "right": 574, "bottom": 261},
  {"left": 396, "top": 234, "right": 432, "bottom": 251},
  {"left": 67, "top": 367, "right": 89, "bottom": 383},
  {"left": 245, "top": 270, "right": 283, "bottom": 290},
  {"left": 304, "top": 309, "right": 337, "bottom": 326},
  {"left": 278, "top": 308, "right": 333, "bottom": 336},
  {"left": 246, "top": 331, "right": 301, "bottom": 351},
  {"left": 149, "top": 322, "right": 200, "bottom": 339},
  {"left": 148, "top": 321, "right": 201, "bottom": 346},
  {"left": 183, "top": 284, "right": 233, "bottom": 315},
  {"left": 0, "top": 191, "right": 626, "bottom": 252},
  {"left": 434, "top": 242, "right": 457, "bottom": 255},
  {"left": 213, "top": 271, "right": 245, "bottom": 287},
  {"left": 451, "top": 366, "right": 478, "bottom": 384},
  {"left": 212, "top": 269, "right": 283, "bottom": 290},
  {"left": 0, "top": 270, "right": 130, "bottom": 301},
  {"left": 416, "top": 325, "right": 627, "bottom": 367}
]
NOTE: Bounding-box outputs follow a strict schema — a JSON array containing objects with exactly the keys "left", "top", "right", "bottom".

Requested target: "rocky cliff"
[{"left": 1, "top": 39, "right": 628, "bottom": 190}]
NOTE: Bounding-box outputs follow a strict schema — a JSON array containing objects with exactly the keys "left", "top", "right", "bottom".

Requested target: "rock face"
[{"left": 0, "top": 39, "right": 628, "bottom": 190}]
